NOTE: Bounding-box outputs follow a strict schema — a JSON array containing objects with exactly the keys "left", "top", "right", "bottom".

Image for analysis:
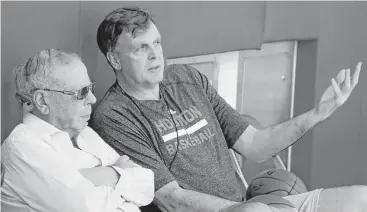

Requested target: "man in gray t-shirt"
[
  {"left": 91, "top": 63, "right": 248, "bottom": 203},
  {"left": 90, "top": 6, "right": 366, "bottom": 212}
]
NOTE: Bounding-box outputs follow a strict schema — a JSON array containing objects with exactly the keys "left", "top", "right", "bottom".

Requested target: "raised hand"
[{"left": 316, "top": 62, "right": 362, "bottom": 120}]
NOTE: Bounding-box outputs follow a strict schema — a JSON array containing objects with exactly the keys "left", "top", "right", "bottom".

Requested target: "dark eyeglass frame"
[{"left": 34, "top": 82, "right": 96, "bottom": 100}]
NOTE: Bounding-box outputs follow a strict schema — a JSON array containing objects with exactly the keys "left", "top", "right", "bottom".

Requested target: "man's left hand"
[
  {"left": 114, "top": 155, "right": 141, "bottom": 169},
  {"left": 316, "top": 62, "right": 362, "bottom": 120}
]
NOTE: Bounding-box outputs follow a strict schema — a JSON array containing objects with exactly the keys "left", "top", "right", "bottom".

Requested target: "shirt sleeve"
[
  {"left": 111, "top": 166, "right": 154, "bottom": 206},
  {"left": 2, "top": 132, "right": 126, "bottom": 212},
  {"left": 182, "top": 64, "right": 250, "bottom": 148},
  {"left": 90, "top": 105, "right": 176, "bottom": 191},
  {"left": 80, "top": 126, "right": 120, "bottom": 166}
]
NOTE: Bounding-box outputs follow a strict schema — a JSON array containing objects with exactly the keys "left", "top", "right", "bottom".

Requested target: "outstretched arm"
[{"left": 233, "top": 62, "right": 362, "bottom": 162}]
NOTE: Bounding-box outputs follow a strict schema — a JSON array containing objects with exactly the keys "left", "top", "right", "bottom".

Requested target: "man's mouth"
[{"left": 148, "top": 65, "right": 160, "bottom": 70}]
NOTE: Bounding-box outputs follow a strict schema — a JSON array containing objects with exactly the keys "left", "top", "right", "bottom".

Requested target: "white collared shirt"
[{"left": 1, "top": 113, "right": 154, "bottom": 212}]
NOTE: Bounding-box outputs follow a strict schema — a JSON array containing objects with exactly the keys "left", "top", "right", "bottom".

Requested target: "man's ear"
[
  {"left": 106, "top": 52, "right": 121, "bottom": 70},
  {"left": 33, "top": 91, "right": 50, "bottom": 115}
]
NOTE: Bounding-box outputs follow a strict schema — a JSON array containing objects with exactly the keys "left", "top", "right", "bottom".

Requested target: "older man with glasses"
[{"left": 1, "top": 49, "right": 154, "bottom": 212}]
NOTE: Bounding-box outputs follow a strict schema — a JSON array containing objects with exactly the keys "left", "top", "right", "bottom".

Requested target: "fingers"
[
  {"left": 335, "top": 62, "right": 362, "bottom": 92},
  {"left": 344, "top": 69, "right": 351, "bottom": 90},
  {"left": 331, "top": 78, "right": 343, "bottom": 98},
  {"left": 116, "top": 155, "right": 142, "bottom": 169},
  {"left": 352, "top": 62, "right": 362, "bottom": 89},
  {"left": 120, "top": 155, "right": 130, "bottom": 161},
  {"left": 336, "top": 69, "right": 346, "bottom": 84}
]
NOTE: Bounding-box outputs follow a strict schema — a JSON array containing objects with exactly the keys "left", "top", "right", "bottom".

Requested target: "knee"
[
  {"left": 359, "top": 186, "right": 367, "bottom": 210},
  {"left": 220, "top": 202, "right": 273, "bottom": 212},
  {"left": 350, "top": 185, "right": 367, "bottom": 211},
  {"left": 243, "top": 202, "right": 274, "bottom": 212},
  {"left": 353, "top": 185, "right": 367, "bottom": 200}
]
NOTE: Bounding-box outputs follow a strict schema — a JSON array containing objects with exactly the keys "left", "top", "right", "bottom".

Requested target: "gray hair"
[
  {"left": 96, "top": 6, "right": 157, "bottom": 57},
  {"left": 13, "top": 49, "right": 81, "bottom": 112}
]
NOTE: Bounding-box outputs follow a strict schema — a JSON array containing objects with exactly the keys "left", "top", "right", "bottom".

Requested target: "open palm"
[{"left": 317, "top": 62, "right": 362, "bottom": 119}]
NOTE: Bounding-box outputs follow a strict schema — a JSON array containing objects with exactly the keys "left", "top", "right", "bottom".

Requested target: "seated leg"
[
  {"left": 317, "top": 185, "right": 367, "bottom": 212},
  {"left": 285, "top": 186, "right": 367, "bottom": 212}
]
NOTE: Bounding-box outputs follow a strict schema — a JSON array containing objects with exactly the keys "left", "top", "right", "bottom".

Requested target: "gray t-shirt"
[{"left": 90, "top": 64, "right": 249, "bottom": 203}]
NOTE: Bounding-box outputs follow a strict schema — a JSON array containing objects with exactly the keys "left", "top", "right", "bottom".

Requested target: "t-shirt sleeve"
[
  {"left": 90, "top": 108, "right": 176, "bottom": 191},
  {"left": 182, "top": 64, "right": 250, "bottom": 148}
]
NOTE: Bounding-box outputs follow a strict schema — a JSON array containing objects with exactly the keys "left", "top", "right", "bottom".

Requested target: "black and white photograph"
[{"left": 1, "top": 1, "right": 367, "bottom": 212}]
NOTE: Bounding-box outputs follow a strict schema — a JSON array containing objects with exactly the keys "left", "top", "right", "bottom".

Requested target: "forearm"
[
  {"left": 155, "top": 182, "right": 239, "bottom": 212},
  {"left": 79, "top": 166, "right": 119, "bottom": 187},
  {"left": 249, "top": 107, "right": 324, "bottom": 162},
  {"left": 80, "top": 166, "right": 154, "bottom": 207}
]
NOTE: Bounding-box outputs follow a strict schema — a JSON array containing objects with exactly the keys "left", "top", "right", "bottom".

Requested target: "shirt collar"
[
  {"left": 22, "top": 113, "right": 97, "bottom": 156},
  {"left": 22, "top": 113, "right": 63, "bottom": 137}
]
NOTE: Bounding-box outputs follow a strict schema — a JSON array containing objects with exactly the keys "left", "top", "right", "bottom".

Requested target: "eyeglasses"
[{"left": 35, "top": 82, "right": 96, "bottom": 100}]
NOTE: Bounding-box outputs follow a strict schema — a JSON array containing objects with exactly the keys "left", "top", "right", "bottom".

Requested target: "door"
[{"left": 236, "top": 41, "right": 296, "bottom": 182}]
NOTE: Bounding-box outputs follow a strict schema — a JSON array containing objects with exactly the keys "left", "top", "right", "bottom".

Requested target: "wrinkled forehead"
[
  {"left": 117, "top": 21, "right": 161, "bottom": 49},
  {"left": 52, "top": 59, "right": 91, "bottom": 90}
]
